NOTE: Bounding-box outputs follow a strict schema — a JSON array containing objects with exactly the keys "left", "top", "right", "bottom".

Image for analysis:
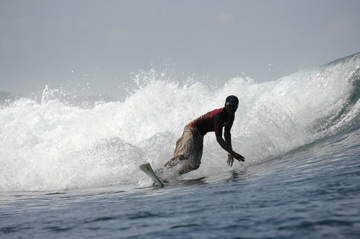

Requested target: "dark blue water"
[{"left": 1, "top": 126, "right": 360, "bottom": 239}]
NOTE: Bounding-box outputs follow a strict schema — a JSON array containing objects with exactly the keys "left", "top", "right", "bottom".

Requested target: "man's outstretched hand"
[{"left": 227, "top": 153, "right": 245, "bottom": 166}]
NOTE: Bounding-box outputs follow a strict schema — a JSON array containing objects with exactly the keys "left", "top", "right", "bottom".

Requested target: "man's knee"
[
  {"left": 187, "top": 162, "right": 200, "bottom": 172},
  {"left": 193, "top": 163, "right": 200, "bottom": 170}
]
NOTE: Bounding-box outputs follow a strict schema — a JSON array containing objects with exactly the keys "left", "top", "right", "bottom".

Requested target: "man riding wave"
[{"left": 156, "top": 95, "right": 245, "bottom": 177}]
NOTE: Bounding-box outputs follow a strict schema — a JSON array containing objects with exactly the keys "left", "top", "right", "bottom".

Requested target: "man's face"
[{"left": 225, "top": 105, "right": 238, "bottom": 115}]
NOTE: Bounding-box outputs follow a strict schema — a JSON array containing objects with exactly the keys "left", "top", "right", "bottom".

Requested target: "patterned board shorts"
[{"left": 173, "top": 123, "right": 204, "bottom": 171}]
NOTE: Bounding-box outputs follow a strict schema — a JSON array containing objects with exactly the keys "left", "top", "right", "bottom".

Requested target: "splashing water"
[{"left": 1, "top": 53, "right": 359, "bottom": 191}]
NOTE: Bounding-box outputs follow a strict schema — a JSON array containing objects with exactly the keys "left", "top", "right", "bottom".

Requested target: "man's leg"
[
  {"left": 175, "top": 130, "right": 204, "bottom": 175},
  {"left": 163, "top": 155, "right": 185, "bottom": 168},
  {"left": 157, "top": 126, "right": 203, "bottom": 176}
]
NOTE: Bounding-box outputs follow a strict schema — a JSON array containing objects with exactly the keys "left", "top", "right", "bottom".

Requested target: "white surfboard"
[{"left": 139, "top": 163, "right": 165, "bottom": 187}]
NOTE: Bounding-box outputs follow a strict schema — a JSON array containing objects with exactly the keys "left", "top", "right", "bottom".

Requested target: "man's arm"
[
  {"left": 224, "top": 130, "right": 232, "bottom": 148},
  {"left": 216, "top": 135, "right": 234, "bottom": 155},
  {"left": 216, "top": 133, "right": 245, "bottom": 165},
  {"left": 224, "top": 131, "right": 239, "bottom": 166}
]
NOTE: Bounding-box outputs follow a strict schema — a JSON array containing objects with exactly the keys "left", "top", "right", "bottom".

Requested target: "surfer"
[{"left": 156, "top": 95, "right": 245, "bottom": 177}]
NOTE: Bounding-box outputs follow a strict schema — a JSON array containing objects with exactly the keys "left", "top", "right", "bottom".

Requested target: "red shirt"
[{"left": 190, "top": 107, "right": 234, "bottom": 136}]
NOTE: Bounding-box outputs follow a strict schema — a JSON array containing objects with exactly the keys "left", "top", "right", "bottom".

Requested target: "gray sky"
[{"left": 1, "top": 0, "right": 359, "bottom": 98}]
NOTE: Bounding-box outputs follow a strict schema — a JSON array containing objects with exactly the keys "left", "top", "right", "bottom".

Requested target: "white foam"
[{"left": 1, "top": 54, "right": 359, "bottom": 191}]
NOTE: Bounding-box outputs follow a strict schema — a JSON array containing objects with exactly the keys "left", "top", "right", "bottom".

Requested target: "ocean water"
[{"left": 1, "top": 53, "right": 360, "bottom": 238}]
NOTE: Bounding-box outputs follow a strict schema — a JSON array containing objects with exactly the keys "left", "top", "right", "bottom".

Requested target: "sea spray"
[{"left": 1, "top": 53, "right": 359, "bottom": 191}]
